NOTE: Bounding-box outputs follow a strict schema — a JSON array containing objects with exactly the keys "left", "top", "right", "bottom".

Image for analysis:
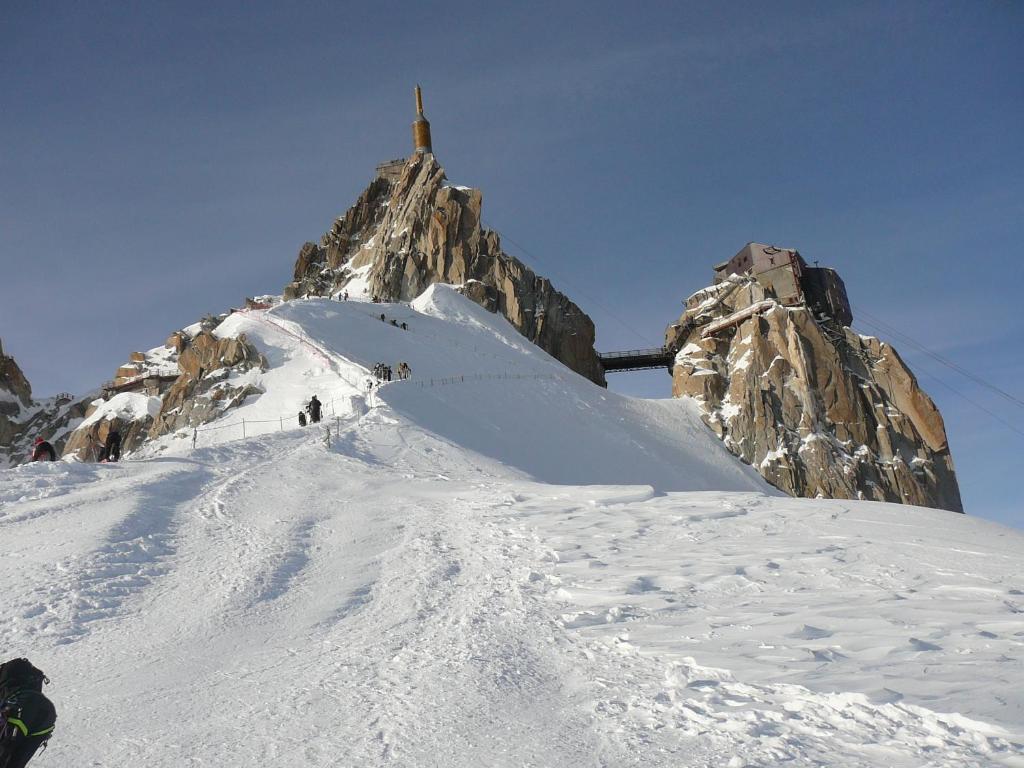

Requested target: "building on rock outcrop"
[
  {"left": 663, "top": 247, "right": 962, "bottom": 513},
  {"left": 713, "top": 243, "right": 852, "bottom": 327}
]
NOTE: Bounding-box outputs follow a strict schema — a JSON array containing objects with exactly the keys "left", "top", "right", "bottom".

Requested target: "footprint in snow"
[
  {"left": 792, "top": 624, "right": 834, "bottom": 640},
  {"left": 810, "top": 648, "right": 848, "bottom": 662},
  {"left": 560, "top": 611, "right": 604, "bottom": 629},
  {"left": 626, "top": 576, "right": 660, "bottom": 594}
]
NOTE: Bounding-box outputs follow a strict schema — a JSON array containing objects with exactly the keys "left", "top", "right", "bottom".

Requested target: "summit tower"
[{"left": 412, "top": 85, "right": 432, "bottom": 155}]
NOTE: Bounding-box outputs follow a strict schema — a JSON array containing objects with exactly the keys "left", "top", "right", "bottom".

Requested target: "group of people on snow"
[
  {"left": 377, "top": 312, "right": 408, "bottom": 331},
  {"left": 372, "top": 362, "right": 411, "bottom": 382},
  {"left": 29, "top": 428, "right": 121, "bottom": 464}
]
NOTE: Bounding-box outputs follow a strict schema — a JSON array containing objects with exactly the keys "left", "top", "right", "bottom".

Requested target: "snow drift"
[{"left": 1, "top": 287, "right": 1020, "bottom": 767}]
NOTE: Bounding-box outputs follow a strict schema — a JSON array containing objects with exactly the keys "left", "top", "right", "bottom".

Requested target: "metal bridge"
[{"left": 599, "top": 347, "right": 674, "bottom": 373}]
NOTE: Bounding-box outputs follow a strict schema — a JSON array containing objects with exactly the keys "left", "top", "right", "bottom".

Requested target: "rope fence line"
[
  {"left": 187, "top": 370, "right": 559, "bottom": 449},
  {"left": 190, "top": 392, "right": 353, "bottom": 447},
  {"left": 178, "top": 305, "right": 561, "bottom": 450},
  {"left": 244, "top": 310, "right": 368, "bottom": 393},
  {"left": 408, "top": 372, "right": 558, "bottom": 389}
]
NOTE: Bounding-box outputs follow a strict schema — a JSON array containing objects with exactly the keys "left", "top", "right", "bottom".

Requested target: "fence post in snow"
[
  {"left": 192, "top": 428, "right": 197, "bottom": 449},
  {"left": 242, "top": 419, "right": 246, "bottom": 438},
  {"left": 280, "top": 416, "right": 283, "bottom": 431}
]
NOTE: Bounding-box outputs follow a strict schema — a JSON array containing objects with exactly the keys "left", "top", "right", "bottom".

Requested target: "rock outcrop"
[
  {"left": 0, "top": 338, "right": 33, "bottom": 449},
  {"left": 61, "top": 394, "right": 160, "bottom": 462},
  {"left": 62, "top": 320, "right": 267, "bottom": 460},
  {"left": 148, "top": 329, "right": 266, "bottom": 438},
  {"left": 283, "top": 153, "right": 606, "bottom": 386},
  {"left": 666, "top": 275, "right": 963, "bottom": 512},
  {"left": 1, "top": 337, "right": 94, "bottom": 464}
]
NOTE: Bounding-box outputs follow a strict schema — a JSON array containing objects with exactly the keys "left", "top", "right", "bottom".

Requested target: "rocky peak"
[
  {"left": 666, "top": 269, "right": 962, "bottom": 513},
  {"left": 284, "top": 154, "right": 606, "bottom": 386},
  {"left": 0, "top": 339, "right": 33, "bottom": 457},
  {"left": 0, "top": 337, "right": 95, "bottom": 465},
  {"left": 0, "top": 337, "right": 33, "bottom": 411}
]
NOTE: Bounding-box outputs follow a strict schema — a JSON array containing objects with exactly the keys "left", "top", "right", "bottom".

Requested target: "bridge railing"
[{"left": 598, "top": 347, "right": 669, "bottom": 360}]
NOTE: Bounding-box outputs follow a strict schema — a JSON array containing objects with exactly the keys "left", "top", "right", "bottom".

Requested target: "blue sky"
[{"left": 2, "top": 2, "right": 1021, "bottom": 526}]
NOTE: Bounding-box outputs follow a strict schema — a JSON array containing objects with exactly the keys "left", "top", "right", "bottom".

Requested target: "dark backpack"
[
  {"left": 0, "top": 660, "right": 47, "bottom": 701},
  {"left": 2, "top": 689, "right": 56, "bottom": 743}
]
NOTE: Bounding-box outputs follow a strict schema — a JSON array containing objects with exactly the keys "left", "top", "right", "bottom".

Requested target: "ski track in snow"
[{"left": 2, "top": 289, "right": 1022, "bottom": 767}]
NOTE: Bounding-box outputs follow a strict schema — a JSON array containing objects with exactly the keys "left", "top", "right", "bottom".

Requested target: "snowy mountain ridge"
[{"left": 2, "top": 286, "right": 1022, "bottom": 766}]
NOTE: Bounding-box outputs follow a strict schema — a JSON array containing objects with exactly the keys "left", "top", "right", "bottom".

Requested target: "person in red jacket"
[{"left": 30, "top": 438, "right": 55, "bottom": 462}]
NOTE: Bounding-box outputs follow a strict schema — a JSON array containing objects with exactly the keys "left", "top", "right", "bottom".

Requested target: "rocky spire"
[
  {"left": 0, "top": 337, "right": 33, "bottom": 408},
  {"left": 284, "top": 152, "right": 606, "bottom": 386}
]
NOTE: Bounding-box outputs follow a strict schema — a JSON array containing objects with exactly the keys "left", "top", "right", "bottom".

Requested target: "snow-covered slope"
[{"left": 1, "top": 288, "right": 1021, "bottom": 767}]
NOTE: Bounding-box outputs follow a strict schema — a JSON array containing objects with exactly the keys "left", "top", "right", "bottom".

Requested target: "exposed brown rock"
[
  {"left": 166, "top": 332, "right": 187, "bottom": 352},
  {"left": 0, "top": 337, "right": 33, "bottom": 410},
  {"left": 292, "top": 241, "right": 326, "bottom": 282},
  {"left": 115, "top": 365, "right": 141, "bottom": 382},
  {"left": 666, "top": 276, "right": 962, "bottom": 512},
  {"left": 62, "top": 406, "right": 154, "bottom": 462},
  {"left": 148, "top": 330, "right": 267, "bottom": 438},
  {"left": 284, "top": 154, "right": 605, "bottom": 386},
  {"left": 0, "top": 338, "right": 96, "bottom": 464},
  {"left": 58, "top": 326, "right": 268, "bottom": 459}
]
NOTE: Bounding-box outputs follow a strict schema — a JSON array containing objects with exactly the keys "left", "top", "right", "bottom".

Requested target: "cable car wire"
[
  {"left": 483, "top": 221, "right": 654, "bottom": 346},
  {"left": 852, "top": 315, "right": 1024, "bottom": 439},
  {"left": 852, "top": 304, "right": 1024, "bottom": 410}
]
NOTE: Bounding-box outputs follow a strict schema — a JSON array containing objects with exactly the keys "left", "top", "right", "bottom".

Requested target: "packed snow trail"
[{"left": 2, "top": 287, "right": 1022, "bottom": 766}]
